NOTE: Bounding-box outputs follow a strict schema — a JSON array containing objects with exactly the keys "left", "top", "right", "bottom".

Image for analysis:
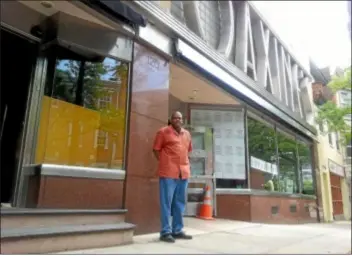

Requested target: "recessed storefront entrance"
[
  {"left": 170, "top": 63, "right": 241, "bottom": 217},
  {"left": 169, "top": 61, "right": 318, "bottom": 223},
  {"left": 0, "top": 28, "right": 38, "bottom": 205}
]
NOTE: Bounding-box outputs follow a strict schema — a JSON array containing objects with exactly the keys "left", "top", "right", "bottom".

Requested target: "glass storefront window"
[
  {"left": 248, "top": 116, "right": 279, "bottom": 191},
  {"left": 189, "top": 109, "right": 247, "bottom": 189},
  {"left": 277, "top": 129, "right": 299, "bottom": 194},
  {"left": 36, "top": 47, "right": 129, "bottom": 169},
  {"left": 297, "top": 140, "right": 314, "bottom": 195}
]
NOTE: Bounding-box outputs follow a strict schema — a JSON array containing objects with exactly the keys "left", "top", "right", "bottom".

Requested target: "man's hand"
[{"left": 153, "top": 150, "right": 160, "bottom": 161}]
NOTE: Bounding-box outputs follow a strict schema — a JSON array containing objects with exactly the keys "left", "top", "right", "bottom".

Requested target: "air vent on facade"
[
  {"left": 290, "top": 204, "right": 297, "bottom": 213},
  {"left": 304, "top": 204, "right": 310, "bottom": 213},
  {"left": 271, "top": 206, "right": 279, "bottom": 215}
]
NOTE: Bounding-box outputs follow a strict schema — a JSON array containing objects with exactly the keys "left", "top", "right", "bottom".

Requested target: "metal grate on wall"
[
  {"left": 198, "top": 1, "right": 222, "bottom": 49},
  {"left": 170, "top": 1, "right": 185, "bottom": 24}
]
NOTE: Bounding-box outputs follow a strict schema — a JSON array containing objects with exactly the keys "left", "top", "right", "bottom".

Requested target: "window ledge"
[
  {"left": 23, "top": 164, "right": 125, "bottom": 180},
  {"left": 216, "top": 188, "right": 316, "bottom": 199}
]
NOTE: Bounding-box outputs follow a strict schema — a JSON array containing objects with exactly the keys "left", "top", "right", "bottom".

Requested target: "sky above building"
[{"left": 251, "top": 1, "right": 351, "bottom": 69}]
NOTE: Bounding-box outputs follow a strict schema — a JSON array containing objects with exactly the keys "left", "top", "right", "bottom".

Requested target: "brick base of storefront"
[{"left": 216, "top": 193, "right": 318, "bottom": 224}]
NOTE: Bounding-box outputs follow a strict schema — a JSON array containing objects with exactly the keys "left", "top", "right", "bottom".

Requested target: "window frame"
[
  {"left": 245, "top": 110, "right": 315, "bottom": 196},
  {"left": 38, "top": 44, "right": 132, "bottom": 171},
  {"left": 276, "top": 127, "right": 301, "bottom": 194},
  {"left": 328, "top": 132, "right": 333, "bottom": 147}
]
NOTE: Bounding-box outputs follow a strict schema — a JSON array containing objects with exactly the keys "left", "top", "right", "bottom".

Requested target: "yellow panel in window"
[
  {"left": 35, "top": 96, "right": 51, "bottom": 164},
  {"left": 36, "top": 96, "right": 101, "bottom": 167}
]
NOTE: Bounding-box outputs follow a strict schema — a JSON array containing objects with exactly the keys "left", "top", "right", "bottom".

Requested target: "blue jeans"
[{"left": 159, "top": 177, "right": 188, "bottom": 236}]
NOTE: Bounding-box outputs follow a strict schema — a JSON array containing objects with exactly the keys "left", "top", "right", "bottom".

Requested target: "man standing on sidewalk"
[{"left": 153, "top": 111, "right": 193, "bottom": 243}]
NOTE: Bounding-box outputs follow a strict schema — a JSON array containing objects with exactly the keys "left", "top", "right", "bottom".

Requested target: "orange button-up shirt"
[{"left": 153, "top": 125, "right": 192, "bottom": 179}]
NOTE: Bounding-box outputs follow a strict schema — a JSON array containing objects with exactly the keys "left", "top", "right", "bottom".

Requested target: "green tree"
[
  {"left": 53, "top": 59, "right": 108, "bottom": 110},
  {"left": 316, "top": 67, "right": 351, "bottom": 146}
]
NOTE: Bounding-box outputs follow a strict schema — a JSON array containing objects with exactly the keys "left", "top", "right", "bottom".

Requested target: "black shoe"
[
  {"left": 172, "top": 232, "right": 193, "bottom": 240},
  {"left": 160, "top": 234, "right": 175, "bottom": 243}
]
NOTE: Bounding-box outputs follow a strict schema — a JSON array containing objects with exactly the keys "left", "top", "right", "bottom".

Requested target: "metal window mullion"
[
  {"left": 244, "top": 107, "right": 250, "bottom": 189},
  {"left": 295, "top": 138, "right": 302, "bottom": 194},
  {"left": 310, "top": 143, "right": 320, "bottom": 222},
  {"left": 274, "top": 125, "right": 280, "bottom": 191}
]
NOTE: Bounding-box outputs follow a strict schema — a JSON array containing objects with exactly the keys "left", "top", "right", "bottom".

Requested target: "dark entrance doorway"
[{"left": 0, "top": 28, "right": 38, "bottom": 204}]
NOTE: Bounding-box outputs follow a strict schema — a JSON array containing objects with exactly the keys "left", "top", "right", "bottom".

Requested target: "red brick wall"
[
  {"left": 250, "top": 196, "right": 316, "bottom": 223},
  {"left": 30, "top": 176, "right": 124, "bottom": 209},
  {"left": 216, "top": 195, "right": 251, "bottom": 221},
  {"left": 216, "top": 194, "right": 317, "bottom": 224},
  {"left": 312, "top": 82, "right": 334, "bottom": 104}
]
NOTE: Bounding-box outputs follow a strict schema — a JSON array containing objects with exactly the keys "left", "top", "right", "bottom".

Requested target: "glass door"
[{"left": 185, "top": 126, "right": 216, "bottom": 217}]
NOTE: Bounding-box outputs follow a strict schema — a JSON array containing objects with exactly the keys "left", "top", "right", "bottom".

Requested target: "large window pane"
[
  {"left": 36, "top": 48, "right": 129, "bottom": 169},
  {"left": 190, "top": 109, "right": 247, "bottom": 189},
  {"left": 248, "top": 117, "right": 279, "bottom": 191},
  {"left": 277, "top": 130, "right": 299, "bottom": 194},
  {"left": 297, "top": 140, "right": 314, "bottom": 195}
]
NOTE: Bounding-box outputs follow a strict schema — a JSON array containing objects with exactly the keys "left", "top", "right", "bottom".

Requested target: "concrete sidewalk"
[{"left": 58, "top": 218, "right": 351, "bottom": 254}]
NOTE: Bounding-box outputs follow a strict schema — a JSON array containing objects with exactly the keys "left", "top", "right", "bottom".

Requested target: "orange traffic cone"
[{"left": 197, "top": 185, "right": 215, "bottom": 220}]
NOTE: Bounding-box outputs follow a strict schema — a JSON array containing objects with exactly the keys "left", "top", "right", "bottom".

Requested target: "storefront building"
[
  {"left": 1, "top": 0, "right": 320, "bottom": 253},
  {"left": 125, "top": 0, "right": 320, "bottom": 227}
]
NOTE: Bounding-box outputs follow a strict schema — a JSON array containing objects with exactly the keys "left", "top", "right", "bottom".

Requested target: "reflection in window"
[
  {"left": 248, "top": 117, "right": 278, "bottom": 191},
  {"left": 297, "top": 140, "right": 314, "bottom": 195},
  {"left": 36, "top": 48, "right": 129, "bottom": 170},
  {"left": 277, "top": 130, "right": 299, "bottom": 194}
]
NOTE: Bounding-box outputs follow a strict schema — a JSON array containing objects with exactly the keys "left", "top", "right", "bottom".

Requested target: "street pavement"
[{"left": 58, "top": 218, "right": 351, "bottom": 254}]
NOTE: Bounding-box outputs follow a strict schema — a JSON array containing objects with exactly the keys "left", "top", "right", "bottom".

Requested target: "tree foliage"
[
  {"left": 53, "top": 58, "right": 128, "bottom": 132},
  {"left": 248, "top": 118, "right": 313, "bottom": 193},
  {"left": 54, "top": 60, "right": 108, "bottom": 109},
  {"left": 316, "top": 67, "right": 352, "bottom": 146}
]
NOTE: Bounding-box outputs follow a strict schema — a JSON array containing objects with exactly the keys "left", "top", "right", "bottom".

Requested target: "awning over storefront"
[
  {"left": 175, "top": 39, "right": 317, "bottom": 141},
  {"left": 81, "top": 0, "right": 147, "bottom": 27}
]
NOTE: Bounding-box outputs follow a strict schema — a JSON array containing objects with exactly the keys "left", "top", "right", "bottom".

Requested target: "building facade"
[
  {"left": 309, "top": 63, "right": 351, "bottom": 221},
  {"left": 126, "top": 0, "right": 319, "bottom": 228},
  {"left": 1, "top": 1, "right": 322, "bottom": 251},
  {"left": 336, "top": 89, "right": 352, "bottom": 218}
]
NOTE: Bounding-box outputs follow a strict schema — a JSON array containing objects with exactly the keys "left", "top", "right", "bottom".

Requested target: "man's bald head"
[
  {"left": 169, "top": 111, "right": 183, "bottom": 132},
  {"left": 170, "top": 111, "right": 183, "bottom": 119}
]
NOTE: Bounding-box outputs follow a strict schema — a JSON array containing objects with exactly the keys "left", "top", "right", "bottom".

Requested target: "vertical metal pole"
[
  {"left": 122, "top": 37, "right": 136, "bottom": 210},
  {"left": 13, "top": 53, "right": 48, "bottom": 207},
  {"left": 244, "top": 107, "right": 250, "bottom": 189},
  {"left": 274, "top": 126, "right": 280, "bottom": 192},
  {"left": 295, "top": 139, "right": 302, "bottom": 194},
  {"left": 310, "top": 143, "right": 321, "bottom": 222}
]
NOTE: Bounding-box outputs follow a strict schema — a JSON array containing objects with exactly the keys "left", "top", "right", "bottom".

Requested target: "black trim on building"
[{"left": 81, "top": 0, "right": 147, "bottom": 28}]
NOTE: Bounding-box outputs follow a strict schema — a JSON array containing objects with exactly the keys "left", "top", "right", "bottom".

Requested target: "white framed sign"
[
  {"left": 250, "top": 156, "right": 278, "bottom": 175},
  {"left": 190, "top": 109, "right": 246, "bottom": 180}
]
